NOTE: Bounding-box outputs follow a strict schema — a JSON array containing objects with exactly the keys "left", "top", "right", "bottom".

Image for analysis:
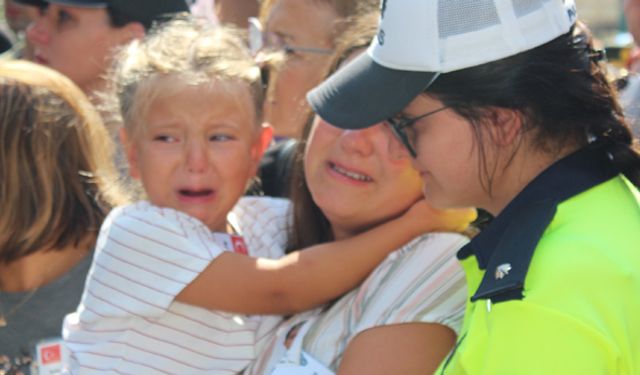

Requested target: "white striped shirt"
[
  {"left": 63, "top": 197, "right": 289, "bottom": 375},
  {"left": 245, "top": 232, "right": 469, "bottom": 374}
]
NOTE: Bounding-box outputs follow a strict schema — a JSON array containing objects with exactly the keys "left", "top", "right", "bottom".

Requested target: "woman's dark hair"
[
  {"left": 286, "top": 11, "right": 380, "bottom": 253},
  {"left": 106, "top": 6, "right": 141, "bottom": 28},
  {"left": 428, "top": 22, "right": 640, "bottom": 191},
  {"left": 106, "top": 6, "right": 175, "bottom": 31}
]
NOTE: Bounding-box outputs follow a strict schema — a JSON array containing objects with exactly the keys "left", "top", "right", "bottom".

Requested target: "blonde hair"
[
  {"left": 0, "top": 60, "right": 127, "bottom": 264},
  {"left": 108, "top": 16, "right": 264, "bottom": 140}
]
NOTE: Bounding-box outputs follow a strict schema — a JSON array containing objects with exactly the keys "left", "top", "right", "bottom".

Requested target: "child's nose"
[{"left": 185, "top": 143, "right": 209, "bottom": 173}]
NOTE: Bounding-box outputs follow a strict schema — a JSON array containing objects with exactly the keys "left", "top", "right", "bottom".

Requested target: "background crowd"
[{"left": 0, "top": 0, "right": 638, "bottom": 374}]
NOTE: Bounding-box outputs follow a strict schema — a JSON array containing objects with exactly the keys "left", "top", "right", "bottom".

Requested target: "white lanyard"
[{"left": 271, "top": 318, "right": 335, "bottom": 375}]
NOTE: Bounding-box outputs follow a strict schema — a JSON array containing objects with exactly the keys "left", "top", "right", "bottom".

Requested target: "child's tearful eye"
[
  {"left": 153, "top": 134, "right": 178, "bottom": 143},
  {"left": 209, "top": 134, "right": 235, "bottom": 142}
]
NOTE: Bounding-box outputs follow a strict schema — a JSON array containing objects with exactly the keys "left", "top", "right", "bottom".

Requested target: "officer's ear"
[{"left": 487, "top": 108, "right": 522, "bottom": 147}]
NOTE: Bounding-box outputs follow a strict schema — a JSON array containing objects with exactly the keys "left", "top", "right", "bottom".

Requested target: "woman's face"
[
  {"left": 26, "top": 4, "right": 134, "bottom": 93},
  {"left": 399, "top": 94, "right": 491, "bottom": 211},
  {"left": 261, "top": 0, "right": 337, "bottom": 138},
  {"left": 304, "top": 116, "right": 424, "bottom": 239}
]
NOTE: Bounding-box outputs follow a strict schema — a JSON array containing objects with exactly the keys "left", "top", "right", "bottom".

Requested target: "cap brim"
[
  {"left": 307, "top": 52, "right": 437, "bottom": 130},
  {"left": 45, "top": 0, "right": 107, "bottom": 8},
  {"left": 14, "top": 0, "right": 47, "bottom": 6}
]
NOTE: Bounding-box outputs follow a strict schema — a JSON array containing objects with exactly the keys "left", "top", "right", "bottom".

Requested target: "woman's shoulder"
[
  {"left": 400, "top": 232, "right": 469, "bottom": 259},
  {"left": 374, "top": 232, "right": 468, "bottom": 288},
  {"left": 297, "top": 232, "right": 469, "bottom": 362},
  {"left": 357, "top": 232, "right": 468, "bottom": 320}
]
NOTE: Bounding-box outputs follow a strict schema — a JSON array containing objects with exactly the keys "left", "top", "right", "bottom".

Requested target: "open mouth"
[
  {"left": 33, "top": 53, "right": 48, "bottom": 65},
  {"left": 328, "top": 162, "right": 373, "bottom": 182},
  {"left": 178, "top": 189, "right": 214, "bottom": 198}
]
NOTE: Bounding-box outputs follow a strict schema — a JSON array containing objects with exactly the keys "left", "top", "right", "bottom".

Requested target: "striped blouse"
[{"left": 245, "top": 229, "right": 469, "bottom": 374}]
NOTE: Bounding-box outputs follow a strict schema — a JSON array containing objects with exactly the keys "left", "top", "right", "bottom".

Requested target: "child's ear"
[
  {"left": 250, "top": 122, "right": 274, "bottom": 169},
  {"left": 119, "top": 128, "right": 140, "bottom": 179}
]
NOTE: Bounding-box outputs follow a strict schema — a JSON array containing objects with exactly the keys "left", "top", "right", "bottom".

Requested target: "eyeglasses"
[
  {"left": 386, "top": 106, "right": 448, "bottom": 158},
  {"left": 248, "top": 17, "right": 333, "bottom": 56}
]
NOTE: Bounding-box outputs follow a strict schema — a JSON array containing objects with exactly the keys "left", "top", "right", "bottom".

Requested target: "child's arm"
[{"left": 176, "top": 200, "right": 476, "bottom": 315}]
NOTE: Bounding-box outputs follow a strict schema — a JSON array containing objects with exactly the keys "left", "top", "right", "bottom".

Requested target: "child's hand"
[{"left": 403, "top": 199, "right": 477, "bottom": 235}]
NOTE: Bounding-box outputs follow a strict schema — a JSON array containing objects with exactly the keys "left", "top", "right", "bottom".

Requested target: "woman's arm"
[
  {"left": 176, "top": 201, "right": 475, "bottom": 315},
  {"left": 337, "top": 323, "right": 457, "bottom": 375}
]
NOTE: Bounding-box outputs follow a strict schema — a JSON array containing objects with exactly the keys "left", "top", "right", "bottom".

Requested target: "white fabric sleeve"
[
  {"left": 80, "top": 202, "right": 225, "bottom": 320},
  {"left": 230, "top": 196, "right": 291, "bottom": 259}
]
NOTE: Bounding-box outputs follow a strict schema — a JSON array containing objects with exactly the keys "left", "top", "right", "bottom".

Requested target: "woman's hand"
[{"left": 403, "top": 199, "right": 477, "bottom": 236}]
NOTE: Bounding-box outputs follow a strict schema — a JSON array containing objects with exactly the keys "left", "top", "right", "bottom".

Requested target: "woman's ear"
[
  {"left": 249, "top": 122, "right": 274, "bottom": 172},
  {"left": 489, "top": 108, "right": 523, "bottom": 147},
  {"left": 251, "top": 122, "right": 273, "bottom": 162},
  {"left": 119, "top": 21, "right": 146, "bottom": 44},
  {"left": 119, "top": 128, "right": 140, "bottom": 179}
]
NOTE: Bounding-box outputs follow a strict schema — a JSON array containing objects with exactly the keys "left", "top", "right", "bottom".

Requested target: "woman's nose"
[
  {"left": 26, "top": 16, "right": 50, "bottom": 47},
  {"left": 339, "top": 128, "right": 375, "bottom": 157}
]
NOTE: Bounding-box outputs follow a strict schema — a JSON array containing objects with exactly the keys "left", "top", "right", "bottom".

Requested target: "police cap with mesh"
[{"left": 307, "top": 0, "right": 578, "bottom": 129}]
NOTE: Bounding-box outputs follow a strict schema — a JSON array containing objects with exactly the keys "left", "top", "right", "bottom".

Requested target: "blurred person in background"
[
  {"left": 1, "top": 0, "right": 44, "bottom": 59},
  {"left": 0, "top": 24, "right": 11, "bottom": 53},
  {"left": 190, "top": 0, "right": 259, "bottom": 28},
  {"left": 5, "top": 0, "right": 40, "bottom": 33},
  {"left": 253, "top": 0, "right": 377, "bottom": 140},
  {"left": 0, "top": 60, "right": 126, "bottom": 375},
  {"left": 26, "top": 0, "right": 189, "bottom": 97},
  {"left": 620, "top": 0, "right": 640, "bottom": 137}
]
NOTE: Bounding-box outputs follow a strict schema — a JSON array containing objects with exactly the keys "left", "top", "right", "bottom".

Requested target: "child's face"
[{"left": 125, "top": 83, "right": 271, "bottom": 232}]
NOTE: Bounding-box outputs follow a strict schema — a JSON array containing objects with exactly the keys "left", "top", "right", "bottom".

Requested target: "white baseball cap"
[{"left": 308, "top": 0, "right": 578, "bottom": 129}]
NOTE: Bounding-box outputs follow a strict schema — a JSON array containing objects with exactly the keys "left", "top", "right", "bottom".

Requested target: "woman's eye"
[
  {"left": 283, "top": 45, "right": 301, "bottom": 58},
  {"left": 56, "top": 9, "right": 72, "bottom": 27}
]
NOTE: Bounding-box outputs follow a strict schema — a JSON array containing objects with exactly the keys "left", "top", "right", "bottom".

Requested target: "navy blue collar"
[{"left": 457, "top": 144, "right": 618, "bottom": 303}]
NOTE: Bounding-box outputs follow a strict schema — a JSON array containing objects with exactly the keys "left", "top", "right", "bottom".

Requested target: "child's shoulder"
[{"left": 106, "top": 201, "right": 211, "bottom": 233}]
